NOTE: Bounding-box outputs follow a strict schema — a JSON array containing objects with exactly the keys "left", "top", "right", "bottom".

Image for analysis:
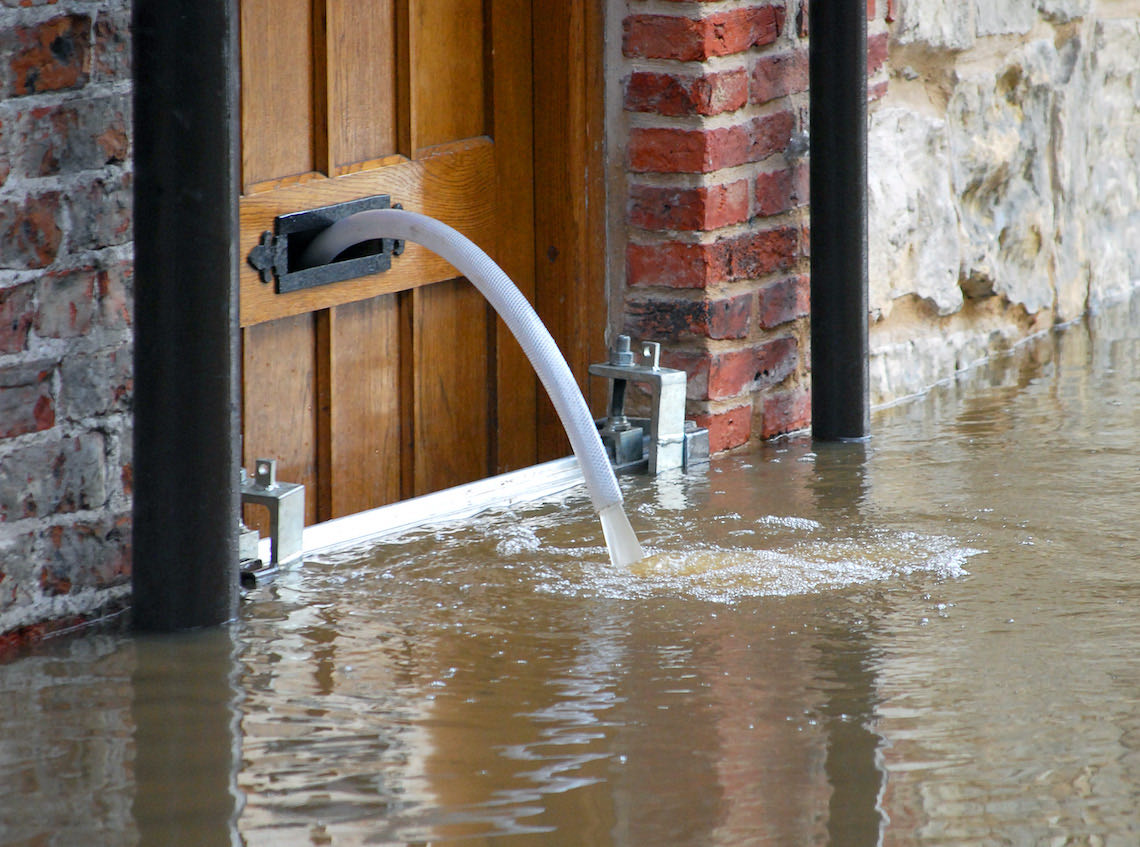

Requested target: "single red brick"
[
  {"left": 36, "top": 267, "right": 97, "bottom": 338},
  {"left": 98, "top": 262, "right": 133, "bottom": 329},
  {"left": 0, "top": 361, "right": 55, "bottom": 439},
  {"left": 625, "top": 69, "right": 750, "bottom": 117},
  {"left": 706, "top": 293, "right": 754, "bottom": 339},
  {"left": 693, "top": 403, "right": 753, "bottom": 453},
  {"left": 755, "top": 163, "right": 809, "bottom": 217},
  {"left": 624, "top": 14, "right": 706, "bottom": 62},
  {"left": 624, "top": 6, "right": 785, "bottom": 61},
  {"left": 628, "top": 241, "right": 724, "bottom": 289},
  {"left": 0, "top": 193, "right": 62, "bottom": 269},
  {"left": 750, "top": 50, "right": 809, "bottom": 105},
  {"left": 868, "top": 32, "right": 890, "bottom": 75},
  {"left": 756, "top": 275, "right": 809, "bottom": 328},
  {"left": 690, "top": 69, "right": 751, "bottom": 116},
  {"left": 886, "top": 0, "right": 897, "bottom": 23},
  {"left": 628, "top": 125, "right": 741, "bottom": 174},
  {"left": 66, "top": 174, "right": 132, "bottom": 251},
  {"left": 0, "top": 283, "right": 35, "bottom": 353},
  {"left": 6, "top": 15, "right": 92, "bottom": 97},
  {"left": 626, "top": 73, "right": 688, "bottom": 116},
  {"left": 629, "top": 111, "right": 792, "bottom": 174},
  {"left": 754, "top": 335, "right": 798, "bottom": 388},
  {"left": 723, "top": 225, "right": 800, "bottom": 281},
  {"left": 867, "top": 0, "right": 876, "bottom": 19},
  {"left": 93, "top": 11, "right": 131, "bottom": 82},
  {"left": 659, "top": 349, "right": 711, "bottom": 400},
  {"left": 624, "top": 293, "right": 752, "bottom": 341},
  {"left": 708, "top": 348, "right": 757, "bottom": 400},
  {"left": 629, "top": 180, "right": 750, "bottom": 232},
  {"left": 868, "top": 79, "right": 889, "bottom": 102},
  {"left": 760, "top": 387, "right": 811, "bottom": 438}
]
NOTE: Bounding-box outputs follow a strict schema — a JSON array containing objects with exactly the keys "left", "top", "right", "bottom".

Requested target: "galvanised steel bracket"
[
  {"left": 240, "top": 458, "right": 305, "bottom": 570},
  {"left": 590, "top": 336, "right": 707, "bottom": 474}
]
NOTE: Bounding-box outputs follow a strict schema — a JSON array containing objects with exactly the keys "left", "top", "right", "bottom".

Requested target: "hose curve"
[{"left": 300, "top": 208, "right": 626, "bottom": 517}]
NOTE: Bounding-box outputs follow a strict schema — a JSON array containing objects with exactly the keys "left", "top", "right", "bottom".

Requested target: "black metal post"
[
  {"left": 132, "top": 0, "right": 241, "bottom": 630},
  {"left": 809, "top": 0, "right": 870, "bottom": 441}
]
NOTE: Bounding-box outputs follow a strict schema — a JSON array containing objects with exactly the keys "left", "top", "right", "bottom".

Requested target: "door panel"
[
  {"left": 241, "top": 314, "right": 319, "bottom": 527},
  {"left": 240, "top": 0, "right": 315, "bottom": 187},
  {"left": 407, "top": 0, "right": 487, "bottom": 153},
  {"left": 325, "top": 296, "right": 402, "bottom": 517},
  {"left": 411, "top": 280, "right": 491, "bottom": 496},
  {"left": 240, "top": 0, "right": 602, "bottom": 527},
  {"left": 325, "top": 1, "right": 399, "bottom": 168}
]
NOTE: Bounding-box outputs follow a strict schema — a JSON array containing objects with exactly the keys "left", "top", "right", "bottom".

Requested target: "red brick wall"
[
  {"left": 0, "top": 2, "right": 133, "bottom": 640},
  {"left": 614, "top": 0, "right": 889, "bottom": 452}
]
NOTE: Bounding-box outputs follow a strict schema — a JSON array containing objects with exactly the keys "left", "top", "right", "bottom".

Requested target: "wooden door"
[{"left": 239, "top": 0, "right": 605, "bottom": 526}]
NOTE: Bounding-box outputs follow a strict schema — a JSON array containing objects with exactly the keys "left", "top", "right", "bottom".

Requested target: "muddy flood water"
[{"left": 3, "top": 293, "right": 1139, "bottom": 846}]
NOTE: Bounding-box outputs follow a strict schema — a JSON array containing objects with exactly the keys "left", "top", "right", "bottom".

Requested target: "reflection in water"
[
  {"left": 0, "top": 293, "right": 1138, "bottom": 845},
  {"left": 131, "top": 630, "right": 243, "bottom": 847}
]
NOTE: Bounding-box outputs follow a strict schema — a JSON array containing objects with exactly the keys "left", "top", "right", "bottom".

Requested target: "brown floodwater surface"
[{"left": 2, "top": 293, "right": 1138, "bottom": 846}]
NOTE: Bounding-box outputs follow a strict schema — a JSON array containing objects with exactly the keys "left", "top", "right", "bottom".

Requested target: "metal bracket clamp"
[
  {"left": 590, "top": 339, "right": 688, "bottom": 474},
  {"left": 240, "top": 458, "right": 305, "bottom": 569}
]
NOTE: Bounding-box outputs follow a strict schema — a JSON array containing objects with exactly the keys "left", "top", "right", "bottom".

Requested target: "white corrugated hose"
[{"left": 300, "top": 208, "right": 644, "bottom": 568}]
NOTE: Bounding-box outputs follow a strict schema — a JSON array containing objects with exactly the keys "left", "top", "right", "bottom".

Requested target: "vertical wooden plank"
[
  {"left": 314, "top": 309, "right": 333, "bottom": 520},
  {"left": 241, "top": 315, "right": 319, "bottom": 528},
  {"left": 397, "top": 288, "right": 416, "bottom": 499},
  {"left": 412, "top": 279, "right": 491, "bottom": 495},
  {"left": 489, "top": 0, "right": 536, "bottom": 473},
  {"left": 327, "top": 0, "right": 399, "bottom": 169},
  {"left": 327, "top": 295, "right": 403, "bottom": 516},
  {"left": 408, "top": 0, "right": 487, "bottom": 153},
  {"left": 240, "top": 0, "right": 316, "bottom": 187},
  {"left": 532, "top": 0, "right": 608, "bottom": 461}
]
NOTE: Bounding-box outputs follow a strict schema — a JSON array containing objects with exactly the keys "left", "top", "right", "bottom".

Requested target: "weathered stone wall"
[
  {"left": 868, "top": 0, "right": 1140, "bottom": 403},
  {"left": 0, "top": 2, "right": 133, "bottom": 640}
]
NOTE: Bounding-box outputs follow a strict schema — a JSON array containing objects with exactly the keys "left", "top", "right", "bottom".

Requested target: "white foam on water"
[{"left": 536, "top": 530, "right": 980, "bottom": 605}]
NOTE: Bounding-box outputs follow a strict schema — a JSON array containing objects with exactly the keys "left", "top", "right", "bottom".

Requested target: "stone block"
[
  {"left": 948, "top": 41, "right": 1062, "bottom": 315},
  {"left": 1037, "top": 0, "right": 1090, "bottom": 22},
  {"left": 867, "top": 107, "right": 961, "bottom": 317},
  {"left": 975, "top": 0, "right": 1037, "bottom": 37},
  {"left": 893, "top": 0, "right": 975, "bottom": 50}
]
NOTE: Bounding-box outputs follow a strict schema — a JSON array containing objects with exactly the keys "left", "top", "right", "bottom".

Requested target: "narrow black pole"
[
  {"left": 809, "top": 0, "right": 870, "bottom": 441},
  {"left": 132, "top": 0, "right": 241, "bottom": 630}
]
